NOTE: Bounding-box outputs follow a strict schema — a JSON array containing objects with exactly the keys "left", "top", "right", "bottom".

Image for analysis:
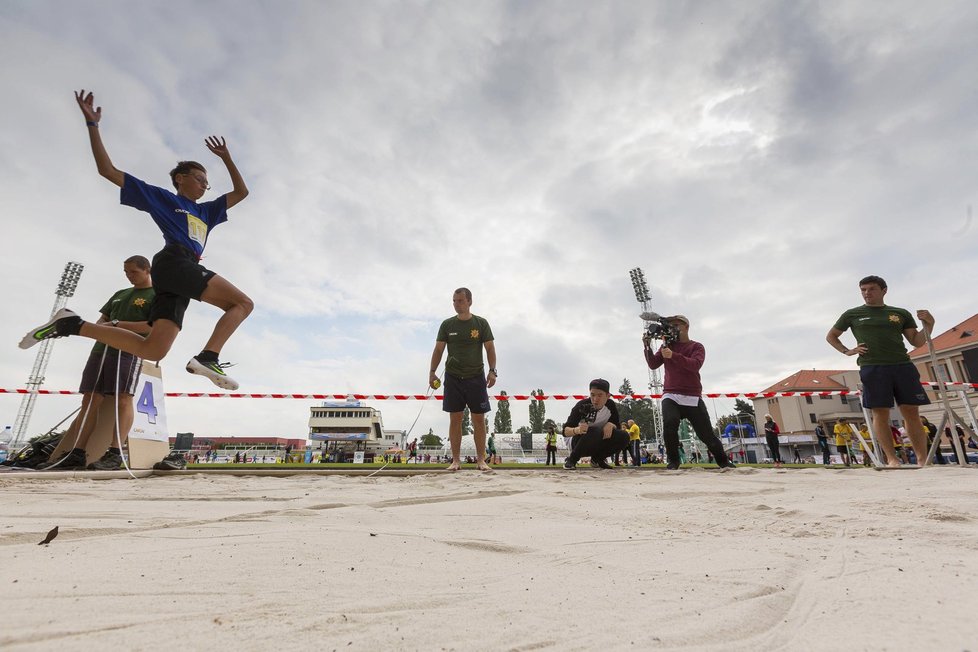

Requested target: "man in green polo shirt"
[
  {"left": 40, "top": 256, "right": 155, "bottom": 471},
  {"left": 429, "top": 288, "right": 497, "bottom": 472},
  {"left": 826, "top": 275, "right": 934, "bottom": 467}
]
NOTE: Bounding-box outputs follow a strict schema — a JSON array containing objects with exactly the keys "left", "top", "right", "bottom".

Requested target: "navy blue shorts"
[
  {"left": 860, "top": 363, "right": 930, "bottom": 409},
  {"left": 442, "top": 373, "right": 492, "bottom": 414},
  {"left": 79, "top": 350, "right": 141, "bottom": 395}
]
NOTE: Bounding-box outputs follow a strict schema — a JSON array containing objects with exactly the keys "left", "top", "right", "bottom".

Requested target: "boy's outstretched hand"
[
  {"left": 75, "top": 89, "right": 101, "bottom": 124},
  {"left": 206, "top": 136, "right": 231, "bottom": 160}
]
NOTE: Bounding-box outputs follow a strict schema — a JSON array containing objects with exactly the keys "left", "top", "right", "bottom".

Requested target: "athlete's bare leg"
[
  {"left": 871, "top": 408, "right": 901, "bottom": 467},
  {"left": 446, "top": 411, "right": 463, "bottom": 471},
  {"left": 77, "top": 320, "right": 180, "bottom": 362},
  {"left": 199, "top": 275, "right": 253, "bottom": 355},
  {"left": 473, "top": 414, "right": 492, "bottom": 472},
  {"left": 898, "top": 405, "right": 928, "bottom": 465},
  {"left": 68, "top": 393, "right": 104, "bottom": 450}
]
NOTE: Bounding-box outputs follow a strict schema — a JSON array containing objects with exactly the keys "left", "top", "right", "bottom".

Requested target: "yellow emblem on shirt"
[
  {"left": 888, "top": 314, "right": 901, "bottom": 323},
  {"left": 470, "top": 329, "right": 479, "bottom": 339},
  {"left": 187, "top": 213, "right": 208, "bottom": 245},
  {"left": 133, "top": 297, "right": 147, "bottom": 307}
]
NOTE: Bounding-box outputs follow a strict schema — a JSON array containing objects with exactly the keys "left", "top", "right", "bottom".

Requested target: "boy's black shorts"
[
  {"left": 148, "top": 244, "right": 216, "bottom": 329},
  {"left": 442, "top": 373, "right": 492, "bottom": 414}
]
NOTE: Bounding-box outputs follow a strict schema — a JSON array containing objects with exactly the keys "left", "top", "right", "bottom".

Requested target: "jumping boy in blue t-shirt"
[{"left": 20, "top": 89, "right": 253, "bottom": 390}]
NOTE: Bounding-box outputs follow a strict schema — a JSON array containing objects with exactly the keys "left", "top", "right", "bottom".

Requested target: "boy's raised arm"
[
  {"left": 75, "top": 89, "right": 125, "bottom": 188},
  {"left": 206, "top": 136, "right": 249, "bottom": 209}
]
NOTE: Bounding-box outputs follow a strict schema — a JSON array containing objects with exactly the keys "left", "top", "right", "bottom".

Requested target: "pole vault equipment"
[
  {"left": 0, "top": 406, "right": 81, "bottom": 468},
  {"left": 39, "top": 348, "right": 108, "bottom": 471},
  {"left": 922, "top": 328, "right": 970, "bottom": 466}
]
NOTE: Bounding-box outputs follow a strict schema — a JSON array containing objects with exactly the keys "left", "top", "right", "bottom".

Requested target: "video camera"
[{"left": 640, "top": 311, "right": 679, "bottom": 346}]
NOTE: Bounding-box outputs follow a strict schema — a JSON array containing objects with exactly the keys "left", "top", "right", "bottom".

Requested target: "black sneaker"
[
  {"left": 563, "top": 459, "right": 577, "bottom": 470},
  {"left": 186, "top": 356, "right": 239, "bottom": 390},
  {"left": 665, "top": 462, "right": 681, "bottom": 470},
  {"left": 153, "top": 452, "right": 187, "bottom": 471},
  {"left": 39, "top": 448, "right": 87, "bottom": 471},
  {"left": 595, "top": 458, "right": 614, "bottom": 469},
  {"left": 87, "top": 450, "right": 124, "bottom": 471},
  {"left": 19, "top": 309, "right": 82, "bottom": 349},
  {"left": 10, "top": 439, "right": 60, "bottom": 468},
  {"left": 718, "top": 460, "right": 737, "bottom": 469}
]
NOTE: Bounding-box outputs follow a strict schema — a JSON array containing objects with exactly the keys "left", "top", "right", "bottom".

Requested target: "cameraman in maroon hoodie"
[{"left": 644, "top": 315, "right": 735, "bottom": 470}]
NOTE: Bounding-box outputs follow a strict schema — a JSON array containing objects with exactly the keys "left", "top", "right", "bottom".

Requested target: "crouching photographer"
[
  {"left": 562, "top": 378, "right": 629, "bottom": 469},
  {"left": 643, "top": 314, "right": 735, "bottom": 470}
]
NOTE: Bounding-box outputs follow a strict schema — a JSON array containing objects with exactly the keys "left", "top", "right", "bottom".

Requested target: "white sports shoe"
[
  {"left": 19, "top": 308, "right": 79, "bottom": 349},
  {"left": 186, "top": 356, "right": 240, "bottom": 390}
]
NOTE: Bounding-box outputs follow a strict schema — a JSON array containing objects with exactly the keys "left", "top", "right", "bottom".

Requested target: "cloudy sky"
[{"left": 2, "top": 1, "right": 976, "bottom": 445}]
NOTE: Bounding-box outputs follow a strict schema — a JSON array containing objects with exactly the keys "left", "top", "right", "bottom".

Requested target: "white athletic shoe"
[
  {"left": 186, "top": 356, "right": 240, "bottom": 391},
  {"left": 19, "top": 308, "right": 80, "bottom": 349}
]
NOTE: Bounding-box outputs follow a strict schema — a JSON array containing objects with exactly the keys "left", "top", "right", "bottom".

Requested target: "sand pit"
[{"left": 1, "top": 466, "right": 976, "bottom": 651}]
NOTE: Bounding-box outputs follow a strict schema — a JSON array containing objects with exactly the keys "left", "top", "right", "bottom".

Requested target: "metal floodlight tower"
[
  {"left": 12, "top": 261, "right": 84, "bottom": 447},
  {"left": 629, "top": 267, "right": 664, "bottom": 447}
]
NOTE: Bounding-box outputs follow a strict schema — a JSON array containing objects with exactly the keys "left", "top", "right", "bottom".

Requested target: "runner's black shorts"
[
  {"left": 442, "top": 373, "right": 492, "bottom": 414},
  {"left": 79, "top": 349, "right": 142, "bottom": 395},
  {"left": 859, "top": 363, "right": 930, "bottom": 408},
  {"left": 149, "top": 244, "right": 216, "bottom": 329}
]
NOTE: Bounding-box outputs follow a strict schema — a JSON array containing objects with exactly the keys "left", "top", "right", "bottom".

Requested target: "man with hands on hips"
[{"left": 826, "top": 275, "right": 934, "bottom": 467}]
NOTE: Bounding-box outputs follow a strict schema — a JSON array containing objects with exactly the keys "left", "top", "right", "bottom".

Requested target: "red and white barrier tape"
[{"left": 1, "top": 383, "right": 975, "bottom": 400}]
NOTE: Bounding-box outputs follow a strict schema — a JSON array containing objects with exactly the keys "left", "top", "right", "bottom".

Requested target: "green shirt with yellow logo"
[
  {"left": 437, "top": 314, "right": 494, "bottom": 379},
  {"left": 93, "top": 286, "right": 155, "bottom": 355},
  {"left": 833, "top": 304, "right": 916, "bottom": 366}
]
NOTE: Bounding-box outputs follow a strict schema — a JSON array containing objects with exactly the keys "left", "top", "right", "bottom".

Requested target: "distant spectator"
[
  {"left": 764, "top": 414, "right": 782, "bottom": 466},
  {"left": 833, "top": 418, "right": 853, "bottom": 467},
  {"left": 815, "top": 423, "right": 831, "bottom": 465}
]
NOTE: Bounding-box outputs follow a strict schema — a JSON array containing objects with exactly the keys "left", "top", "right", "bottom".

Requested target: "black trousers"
[
  {"left": 567, "top": 426, "right": 629, "bottom": 463},
  {"left": 817, "top": 438, "right": 830, "bottom": 465},
  {"left": 662, "top": 398, "right": 728, "bottom": 467},
  {"left": 765, "top": 435, "right": 782, "bottom": 463},
  {"left": 546, "top": 445, "right": 557, "bottom": 465},
  {"left": 628, "top": 439, "right": 641, "bottom": 466}
]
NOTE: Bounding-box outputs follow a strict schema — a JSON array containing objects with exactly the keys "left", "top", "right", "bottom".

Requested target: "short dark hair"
[
  {"left": 858, "top": 275, "right": 887, "bottom": 290},
  {"left": 589, "top": 378, "right": 610, "bottom": 393},
  {"left": 169, "top": 161, "right": 207, "bottom": 190},
  {"left": 453, "top": 287, "right": 472, "bottom": 301},
  {"left": 124, "top": 255, "right": 151, "bottom": 270}
]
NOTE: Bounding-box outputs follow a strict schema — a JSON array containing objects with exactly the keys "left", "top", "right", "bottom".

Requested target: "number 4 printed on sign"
[{"left": 137, "top": 381, "right": 158, "bottom": 424}]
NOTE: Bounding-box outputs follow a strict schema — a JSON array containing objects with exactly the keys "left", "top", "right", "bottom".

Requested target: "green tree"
[
  {"left": 734, "top": 399, "right": 755, "bottom": 416},
  {"left": 516, "top": 425, "right": 532, "bottom": 436},
  {"left": 494, "top": 391, "right": 513, "bottom": 433},
  {"left": 618, "top": 379, "right": 636, "bottom": 423},
  {"left": 462, "top": 407, "right": 472, "bottom": 437},
  {"left": 528, "top": 389, "right": 546, "bottom": 432},
  {"left": 542, "top": 418, "right": 557, "bottom": 434},
  {"left": 420, "top": 428, "right": 442, "bottom": 448}
]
